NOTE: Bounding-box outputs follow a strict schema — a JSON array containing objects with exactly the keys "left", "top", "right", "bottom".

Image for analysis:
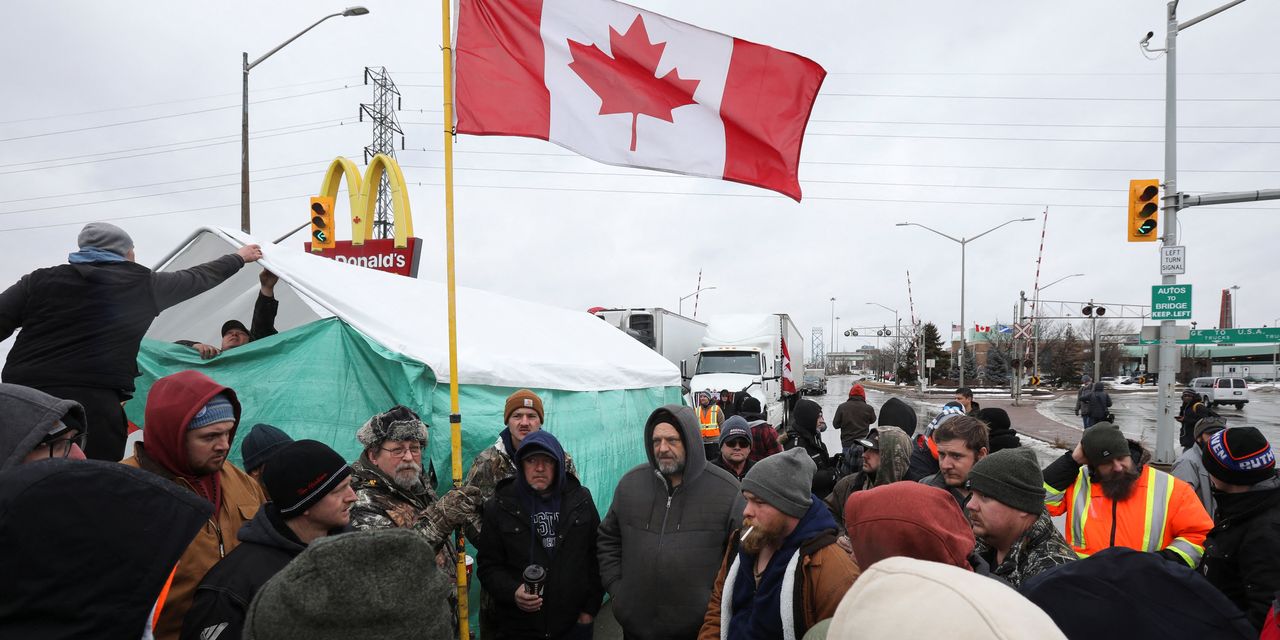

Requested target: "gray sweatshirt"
[
  {"left": 0, "top": 383, "right": 85, "bottom": 471},
  {"left": 597, "top": 404, "right": 745, "bottom": 640}
]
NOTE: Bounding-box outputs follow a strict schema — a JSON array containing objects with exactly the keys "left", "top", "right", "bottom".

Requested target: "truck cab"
[{"left": 688, "top": 347, "right": 777, "bottom": 420}]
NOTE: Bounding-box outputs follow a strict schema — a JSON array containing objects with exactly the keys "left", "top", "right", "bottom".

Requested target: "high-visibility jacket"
[
  {"left": 697, "top": 405, "right": 724, "bottom": 441},
  {"left": 1045, "top": 464, "right": 1213, "bottom": 568}
]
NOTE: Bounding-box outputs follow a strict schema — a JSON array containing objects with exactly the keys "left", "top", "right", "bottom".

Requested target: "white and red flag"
[
  {"left": 454, "top": 0, "right": 826, "bottom": 201},
  {"left": 780, "top": 336, "right": 797, "bottom": 394}
]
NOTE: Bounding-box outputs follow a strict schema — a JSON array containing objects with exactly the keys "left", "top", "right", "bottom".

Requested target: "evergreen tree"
[
  {"left": 1049, "top": 325, "right": 1085, "bottom": 386},
  {"left": 919, "top": 322, "right": 950, "bottom": 384},
  {"left": 983, "top": 335, "right": 1013, "bottom": 386}
]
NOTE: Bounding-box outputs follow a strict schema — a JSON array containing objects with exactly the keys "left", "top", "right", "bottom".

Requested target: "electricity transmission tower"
[
  {"left": 359, "top": 67, "right": 405, "bottom": 239},
  {"left": 811, "top": 327, "right": 825, "bottom": 368}
]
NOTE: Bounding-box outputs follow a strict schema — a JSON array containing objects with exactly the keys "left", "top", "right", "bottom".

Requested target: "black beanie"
[
  {"left": 976, "top": 407, "right": 1011, "bottom": 432},
  {"left": 1203, "top": 427, "right": 1276, "bottom": 486},
  {"left": 878, "top": 397, "right": 918, "bottom": 436},
  {"left": 1081, "top": 423, "right": 1130, "bottom": 466},
  {"left": 263, "top": 440, "right": 352, "bottom": 517}
]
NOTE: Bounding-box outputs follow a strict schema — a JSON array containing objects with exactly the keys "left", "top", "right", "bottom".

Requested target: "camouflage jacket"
[
  {"left": 975, "top": 510, "right": 1077, "bottom": 588},
  {"left": 349, "top": 457, "right": 475, "bottom": 553},
  {"left": 462, "top": 434, "right": 578, "bottom": 536}
]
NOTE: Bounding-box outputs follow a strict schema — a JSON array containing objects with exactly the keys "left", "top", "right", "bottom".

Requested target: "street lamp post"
[
  {"left": 897, "top": 217, "right": 1035, "bottom": 387},
  {"left": 678, "top": 286, "right": 716, "bottom": 316},
  {"left": 835, "top": 316, "right": 841, "bottom": 353},
  {"left": 1032, "top": 273, "right": 1085, "bottom": 380},
  {"left": 1230, "top": 284, "right": 1240, "bottom": 327},
  {"left": 867, "top": 302, "right": 900, "bottom": 383},
  {"left": 242, "top": 7, "right": 369, "bottom": 234},
  {"left": 830, "top": 297, "right": 837, "bottom": 354}
]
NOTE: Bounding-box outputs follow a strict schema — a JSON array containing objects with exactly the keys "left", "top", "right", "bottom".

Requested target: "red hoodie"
[
  {"left": 844, "top": 481, "right": 975, "bottom": 570},
  {"left": 141, "top": 370, "right": 241, "bottom": 510}
]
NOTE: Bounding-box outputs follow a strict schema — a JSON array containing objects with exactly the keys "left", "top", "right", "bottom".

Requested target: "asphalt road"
[{"left": 1040, "top": 387, "right": 1280, "bottom": 447}]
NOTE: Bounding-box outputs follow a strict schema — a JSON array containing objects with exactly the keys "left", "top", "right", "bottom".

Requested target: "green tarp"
[{"left": 125, "top": 316, "right": 684, "bottom": 519}]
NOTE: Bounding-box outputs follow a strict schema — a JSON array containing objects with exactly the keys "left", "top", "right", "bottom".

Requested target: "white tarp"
[{"left": 147, "top": 227, "right": 680, "bottom": 391}]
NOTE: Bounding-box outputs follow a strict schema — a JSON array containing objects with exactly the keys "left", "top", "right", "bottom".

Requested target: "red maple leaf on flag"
[{"left": 567, "top": 15, "right": 701, "bottom": 152}]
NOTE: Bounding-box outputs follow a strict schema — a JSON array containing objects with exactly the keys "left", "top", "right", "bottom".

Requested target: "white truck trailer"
[{"left": 593, "top": 308, "right": 707, "bottom": 373}]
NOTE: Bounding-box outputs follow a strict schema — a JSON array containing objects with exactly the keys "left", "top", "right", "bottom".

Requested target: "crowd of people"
[{"left": 3, "top": 223, "right": 1280, "bottom": 639}]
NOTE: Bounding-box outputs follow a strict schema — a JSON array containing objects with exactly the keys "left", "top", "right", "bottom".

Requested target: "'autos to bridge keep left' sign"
[{"left": 1151, "top": 284, "right": 1192, "bottom": 320}]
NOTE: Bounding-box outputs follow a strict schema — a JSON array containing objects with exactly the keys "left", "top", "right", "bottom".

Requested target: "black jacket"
[
  {"left": 0, "top": 459, "right": 211, "bottom": 639},
  {"left": 0, "top": 255, "right": 244, "bottom": 393},
  {"left": 711, "top": 455, "right": 754, "bottom": 481},
  {"left": 477, "top": 475, "right": 603, "bottom": 639},
  {"left": 181, "top": 504, "right": 350, "bottom": 640},
  {"left": 176, "top": 292, "right": 279, "bottom": 349},
  {"left": 1203, "top": 477, "right": 1280, "bottom": 631},
  {"left": 787, "top": 399, "right": 836, "bottom": 497}
]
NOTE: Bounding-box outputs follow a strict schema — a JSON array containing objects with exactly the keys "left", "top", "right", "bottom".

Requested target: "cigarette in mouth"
[{"left": 741, "top": 526, "right": 755, "bottom": 542}]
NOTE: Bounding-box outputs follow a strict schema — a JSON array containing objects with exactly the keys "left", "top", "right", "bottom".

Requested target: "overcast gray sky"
[{"left": 2, "top": 0, "right": 1277, "bottom": 363}]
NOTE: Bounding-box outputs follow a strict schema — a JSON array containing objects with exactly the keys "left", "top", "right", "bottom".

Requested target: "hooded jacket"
[
  {"left": 122, "top": 370, "right": 266, "bottom": 640},
  {"left": 876, "top": 396, "right": 918, "bottom": 436},
  {"left": 1202, "top": 474, "right": 1280, "bottom": 630},
  {"left": 833, "top": 387, "right": 876, "bottom": 448},
  {"left": 787, "top": 399, "right": 836, "bottom": 498},
  {"left": 824, "top": 426, "right": 912, "bottom": 534},
  {"left": 0, "top": 459, "right": 212, "bottom": 640},
  {"left": 844, "top": 481, "right": 976, "bottom": 570},
  {"left": 0, "top": 382, "right": 85, "bottom": 472},
  {"left": 597, "top": 405, "right": 745, "bottom": 640},
  {"left": 1021, "top": 546, "right": 1254, "bottom": 639},
  {"left": 698, "top": 501, "right": 860, "bottom": 640},
  {"left": 1171, "top": 441, "right": 1216, "bottom": 517},
  {"left": 1085, "top": 382, "right": 1111, "bottom": 420},
  {"left": 829, "top": 556, "right": 1067, "bottom": 640},
  {"left": 477, "top": 431, "right": 603, "bottom": 639},
  {"left": 181, "top": 504, "right": 351, "bottom": 640},
  {"left": 0, "top": 254, "right": 244, "bottom": 393}
]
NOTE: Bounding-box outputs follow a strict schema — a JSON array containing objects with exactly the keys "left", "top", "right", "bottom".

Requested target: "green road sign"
[
  {"left": 1141, "top": 327, "right": 1280, "bottom": 345},
  {"left": 1151, "top": 284, "right": 1192, "bottom": 320}
]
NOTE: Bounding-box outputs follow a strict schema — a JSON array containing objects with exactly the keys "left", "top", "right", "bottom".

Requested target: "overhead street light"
[
  {"left": 678, "top": 286, "right": 716, "bottom": 316},
  {"left": 896, "top": 217, "right": 1035, "bottom": 387},
  {"left": 867, "top": 302, "right": 900, "bottom": 383},
  {"left": 241, "top": 7, "right": 369, "bottom": 233}
]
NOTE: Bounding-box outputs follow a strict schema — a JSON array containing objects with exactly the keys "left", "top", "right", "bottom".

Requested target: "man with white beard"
[{"left": 348, "top": 405, "right": 480, "bottom": 554}]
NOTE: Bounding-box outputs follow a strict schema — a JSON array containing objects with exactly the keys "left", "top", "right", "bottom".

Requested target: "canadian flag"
[
  {"left": 454, "top": 0, "right": 826, "bottom": 201},
  {"left": 780, "top": 336, "right": 797, "bottom": 394},
  {"left": 975, "top": 323, "right": 992, "bottom": 333}
]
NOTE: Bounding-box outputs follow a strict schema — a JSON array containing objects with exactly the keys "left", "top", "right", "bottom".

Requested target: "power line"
[
  {"left": 0, "top": 76, "right": 361, "bottom": 126},
  {"left": 818, "top": 91, "right": 1280, "bottom": 102},
  {"left": 0, "top": 158, "right": 349, "bottom": 205},
  {"left": 0, "top": 118, "right": 347, "bottom": 169},
  {"left": 0, "top": 171, "right": 318, "bottom": 216},
  {"left": 0, "top": 86, "right": 358, "bottom": 143},
  {"left": 807, "top": 118, "right": 1280, "bottom": 130},
  {"left": 0, "top": 193, "right": 311, "bottom": 233},
  {"left": 389, "top": 69, "right": 1280, "bottom": 77},
  {"left": 399, "top": 147, "right": 1280, "bottom": 173},
  {"left": 0, "top": 123, "right": 350, "bottom": 175}
]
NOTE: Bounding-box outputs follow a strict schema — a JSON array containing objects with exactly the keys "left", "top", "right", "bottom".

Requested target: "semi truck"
[
  {"left": 592, "top": 308, "right": 707, "bottom": 374},
  {"left": 686, "top": 313, "right": 803, "bottom": 422}
]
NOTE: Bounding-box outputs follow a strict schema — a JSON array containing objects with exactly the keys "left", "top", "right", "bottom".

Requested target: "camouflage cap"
[{"left": 356, "top": 405, "right": 428, "bottom": 449}]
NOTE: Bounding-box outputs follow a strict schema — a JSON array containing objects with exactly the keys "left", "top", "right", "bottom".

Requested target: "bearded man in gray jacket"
[{"left": 598, "top": 404, "right": 744, "bottom": 640}]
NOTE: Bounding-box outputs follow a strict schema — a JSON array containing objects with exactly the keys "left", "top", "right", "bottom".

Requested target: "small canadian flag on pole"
[
  {"left": 780, "top": 336, "right": 797, "bottom": 394},
  {"left": 454, "top": 0, "right": 827, "bottom": 201}
]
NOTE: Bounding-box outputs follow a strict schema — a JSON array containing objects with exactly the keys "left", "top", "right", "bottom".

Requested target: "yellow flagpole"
[{"left": 440, "top": 0, "right": 467, "bottom": 638}]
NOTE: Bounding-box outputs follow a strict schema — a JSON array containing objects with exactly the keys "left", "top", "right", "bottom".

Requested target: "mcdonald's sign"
[{"left": 304, "top": 154, "right": 422, "bottom": 277}]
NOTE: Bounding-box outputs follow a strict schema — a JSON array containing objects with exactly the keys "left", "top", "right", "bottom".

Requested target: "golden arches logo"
[{"left": 315, "top": 154, "right": 414, "bottom": 250}]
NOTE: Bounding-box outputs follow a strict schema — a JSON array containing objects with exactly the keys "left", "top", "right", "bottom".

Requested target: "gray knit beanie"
[
  {"left": 966, "top": 447, "right": 1045, "bottom": 515},
  {"left": 243, "top": 529, "right": 452, "bottom": 640},
  {"left": 77, "top": 222, "right": 134, "bottom": 257},
  {"left": 741, "top": 448, "right": 815, "bottom": 518},
  {"left": 1081, "top": 422, "right": 1130, "bottom": 465}
]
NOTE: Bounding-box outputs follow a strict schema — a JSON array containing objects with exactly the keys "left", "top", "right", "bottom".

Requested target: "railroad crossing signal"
[
  {"left": 1013, "top": 322, "right": 1033, "bottom": 340},
  {"left": 1127, "top": 179, "right": 1160, "bottom": 242}
]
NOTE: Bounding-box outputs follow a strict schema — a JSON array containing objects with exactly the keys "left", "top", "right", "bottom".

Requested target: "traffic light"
[
  {"left": 1127, "top": 179, "right": 1160, "bottom": 242},
  {"left": 310, "top": 196, "right": 335, "bottom": 251}
]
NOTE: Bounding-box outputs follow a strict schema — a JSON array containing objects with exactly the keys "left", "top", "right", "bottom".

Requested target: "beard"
[
  {"left": 656, "top": 456, "right": 685, "bottom": 477},
  {"left": 1099, "top": 466, "right": 1141, "bottom": 501},
  {"left": 740, "top": 516, "right": 787, "bottom": 556},
  {"left": 391, "top": 461, "right": 425, "bottom": 492}
]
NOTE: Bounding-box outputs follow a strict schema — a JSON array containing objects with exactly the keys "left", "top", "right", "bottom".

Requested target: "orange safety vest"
[
  {"left": 1044, "top": 464, "right": 1213, "bottom": 568},
  {"left": 698, "top": 405, "right": 723, "bottom": 441}
]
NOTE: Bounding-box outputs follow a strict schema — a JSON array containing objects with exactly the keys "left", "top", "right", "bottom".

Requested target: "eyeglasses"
[
  {"left": 379, "top": 444, "right": 423, "bottom": 458},
  {"left": 724, "top": 440, "right": 751, "bottom": 449},
  {"left": 37, "top": 431, "right": 86, "bottom": 459}
]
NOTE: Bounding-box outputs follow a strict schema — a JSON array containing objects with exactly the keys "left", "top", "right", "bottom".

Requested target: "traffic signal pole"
[{"left": 1152, "top": 0, "right": 1277, "bottom": 465}]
